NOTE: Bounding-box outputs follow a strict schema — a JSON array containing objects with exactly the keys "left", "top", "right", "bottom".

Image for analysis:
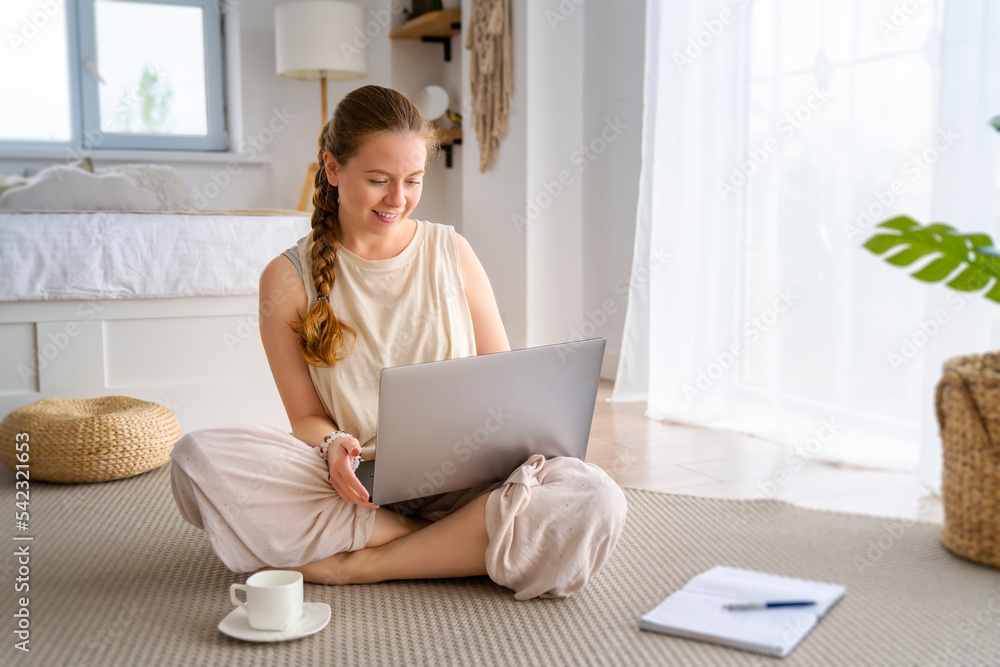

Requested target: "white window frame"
[{"left": 4, "top": 0, "right": 229, "bottom": 153}]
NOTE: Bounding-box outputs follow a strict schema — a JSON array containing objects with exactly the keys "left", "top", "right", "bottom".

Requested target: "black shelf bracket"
[
  {"left": 421, "top": 35, "right": 453, "bottom": 62},
  {"left": 441, "top": 138, "right": 461, "bottom": 169}
]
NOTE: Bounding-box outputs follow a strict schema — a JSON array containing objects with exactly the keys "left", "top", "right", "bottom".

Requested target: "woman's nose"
[{"left": 384, "top": 184, "right": 405, "bottom": 207}]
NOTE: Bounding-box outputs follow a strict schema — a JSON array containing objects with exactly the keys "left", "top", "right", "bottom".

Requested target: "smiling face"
[{"left": 323, "top": 131, "right": 427, "bottom": 253}]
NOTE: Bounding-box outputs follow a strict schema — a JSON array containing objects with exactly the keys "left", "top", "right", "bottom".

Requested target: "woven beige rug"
[{"left": 1, "top": 462, "right": 998, "bottom": 666}]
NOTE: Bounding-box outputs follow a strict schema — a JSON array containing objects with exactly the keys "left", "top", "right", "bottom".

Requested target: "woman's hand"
[{"left": 326, "top": 434, "right": 378, "bottom": 508}]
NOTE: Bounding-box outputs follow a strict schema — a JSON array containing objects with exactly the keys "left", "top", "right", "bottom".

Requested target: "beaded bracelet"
[{"left": 317, "top": 431, "right": 361, "bottom": 471}]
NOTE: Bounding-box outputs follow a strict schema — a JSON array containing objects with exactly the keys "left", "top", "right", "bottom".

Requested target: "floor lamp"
[{"left": 275, "top": 1, "right": 368, "bottom": 211}]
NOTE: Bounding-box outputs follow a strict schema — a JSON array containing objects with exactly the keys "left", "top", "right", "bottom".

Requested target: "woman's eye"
[
  {"left": 370, "top": 180, "right": 388, "bottom": 185},
  {"left": 407, "top": 181, "right": 422, "bottom": 186}
]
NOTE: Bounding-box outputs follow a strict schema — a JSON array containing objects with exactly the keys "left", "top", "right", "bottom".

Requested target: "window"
[
  {"left": 741, "top": 0, "right": 938, "bottom": 424},
  {"left": 2, "top": 0, "right": 228, "bottom": 151},
  {"left": 615, "top": 0, "right": 999, "bottom": 473}
]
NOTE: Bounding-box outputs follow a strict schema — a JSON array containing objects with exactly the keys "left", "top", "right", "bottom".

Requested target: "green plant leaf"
[
  {"left": 862, "top": 216, "right": 1000, "bottom": 304},
  {"left": 877, "top": 216, "right": 920, "bottom": 232},
  {"left": 885, "top": 245, "right": 936, "bottom": 266},
  {"left": 985, "top": 282, "right": 1000, "bottom": 303},
  {"left": 912, "top": 256, "right": 961, "bottom": 282},
  {"left": 947, "top": 265, "right": 991, "bottom": 291},
  {"left": 862, "top": 234, "right": 910, "bottom": 254}
]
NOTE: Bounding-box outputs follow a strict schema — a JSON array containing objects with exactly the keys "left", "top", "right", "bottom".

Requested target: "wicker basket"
[
  {"left": 0, "top": 396, "right": 181, "bottom": 483},
  {"left": 936, "top": 352, "right": 1000, "bottom": 569}
]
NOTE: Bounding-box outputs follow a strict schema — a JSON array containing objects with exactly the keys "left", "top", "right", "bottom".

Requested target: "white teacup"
[{"left": 229, "top": 570, "right": 304, "bottom": 632}]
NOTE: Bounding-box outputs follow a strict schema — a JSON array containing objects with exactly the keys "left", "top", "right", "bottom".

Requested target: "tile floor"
[{"left": 586, "top": 380, "right": 944, "bottom": 523}]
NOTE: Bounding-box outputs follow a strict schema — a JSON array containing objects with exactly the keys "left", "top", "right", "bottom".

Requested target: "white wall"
[
  {"left": 525, "top": 0, "right": 585, "bottom": 347},
  {"left": 460, "top": 0, "right": 529, "bottom": 347},
  {"left": 459, "top": 0, "right": 645, "bottom": 373},
  {"left": 582, "top": 0, "right": 646, "bottom": 377}
]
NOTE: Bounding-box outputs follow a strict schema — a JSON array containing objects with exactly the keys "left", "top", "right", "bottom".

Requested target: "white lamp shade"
[{"left": 275, "top": 1, "right": 368, "bottom": 81}]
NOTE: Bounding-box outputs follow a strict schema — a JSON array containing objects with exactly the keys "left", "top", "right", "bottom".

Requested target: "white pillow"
[
  {"left": 0, "top": 165, "right": 161, "bottom": 211},
  {"left": 0, "top": 174, "right": 28, "bottom": 197},
  {"left": 96, "top": 163, "right": 194, "bottom": 212}
]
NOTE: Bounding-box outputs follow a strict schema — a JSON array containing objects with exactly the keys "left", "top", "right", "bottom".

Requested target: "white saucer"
[{"left": 218, "top": 602, "right": 331, "bottom": 643}]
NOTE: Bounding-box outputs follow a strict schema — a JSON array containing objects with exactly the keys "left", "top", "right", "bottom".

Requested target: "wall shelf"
[
  {"left": 390, "top": 9, "right": 461, "bottom": 61},
  {"left": 390, "top": 9, "right": 461, "bottom": 39},
  {"left": 436, "top": 127, "right": 462, "bottom": 145},
  {"left": 435, "top": 127, "right": 462, "bottom": 168}
]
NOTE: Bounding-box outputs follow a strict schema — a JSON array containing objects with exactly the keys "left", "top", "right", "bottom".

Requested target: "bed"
[{"left": 0, "top": 209, "right": 311, "bottom": 434}]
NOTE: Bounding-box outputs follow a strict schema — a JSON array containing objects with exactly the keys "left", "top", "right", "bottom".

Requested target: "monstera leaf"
[{"left": 863, "top": 216, "right": 1000, "bottom": 304}]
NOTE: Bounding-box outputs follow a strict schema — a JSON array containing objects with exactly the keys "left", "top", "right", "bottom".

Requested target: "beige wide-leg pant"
[{"left": 169, "top": 425, "right": 627, "bottom": 600}]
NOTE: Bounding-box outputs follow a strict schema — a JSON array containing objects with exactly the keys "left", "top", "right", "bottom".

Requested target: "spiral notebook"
[{"left": 639, "top": 566, "right": 846, "bottom": 658}]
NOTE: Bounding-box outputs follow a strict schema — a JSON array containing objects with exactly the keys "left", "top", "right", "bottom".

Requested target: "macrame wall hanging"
[{"left": 465, "top": 0, "right": 511, "bottom": 173}]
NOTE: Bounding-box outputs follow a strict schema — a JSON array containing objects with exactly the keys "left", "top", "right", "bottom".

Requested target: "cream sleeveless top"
[{"left": 288, "top": 220, "right": 477, "bottom": 460}]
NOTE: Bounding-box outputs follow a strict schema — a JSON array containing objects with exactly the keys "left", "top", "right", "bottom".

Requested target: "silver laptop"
[{"left": 356, "top": 338, "right": 606, "bottom": 506}]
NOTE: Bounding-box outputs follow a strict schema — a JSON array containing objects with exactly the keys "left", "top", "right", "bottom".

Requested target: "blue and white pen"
[{"left": 723, "top": 601, "right": 817, "bottom": 611}]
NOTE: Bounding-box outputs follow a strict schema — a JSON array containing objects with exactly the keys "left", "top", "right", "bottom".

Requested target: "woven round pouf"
[
  {"left": 0, "top": 396, "right": 181, "bottom": 483},
  {"left": 936, "top": 352, "right": 1000, "bottom": 569}
]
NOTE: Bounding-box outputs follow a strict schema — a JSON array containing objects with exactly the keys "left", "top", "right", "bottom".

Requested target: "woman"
[{"left": 170, "top": 85, "right": 626, "bottom": 600}]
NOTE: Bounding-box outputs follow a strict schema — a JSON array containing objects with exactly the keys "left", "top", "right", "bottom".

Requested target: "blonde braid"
[{"left": 291, "top": 124, "right": 356, "bottom": 367}]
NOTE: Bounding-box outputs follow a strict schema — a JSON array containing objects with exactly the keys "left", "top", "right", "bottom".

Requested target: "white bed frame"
[{"left": 0, "top": 295, "right": 291, "bottom": 434}]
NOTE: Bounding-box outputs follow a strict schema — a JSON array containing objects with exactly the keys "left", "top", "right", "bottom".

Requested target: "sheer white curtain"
[{"left": 615, "top": 0, "right": 1000, "bottom": 480}]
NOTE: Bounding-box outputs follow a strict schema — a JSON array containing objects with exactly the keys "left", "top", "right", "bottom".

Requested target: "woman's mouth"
[{"left": 374, "top": 210, "right": 399, "bottom": 223}]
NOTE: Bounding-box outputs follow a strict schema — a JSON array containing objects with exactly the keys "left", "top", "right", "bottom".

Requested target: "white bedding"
[{"left": 0, "top": 211, "right": 312, "bottom": 301}]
